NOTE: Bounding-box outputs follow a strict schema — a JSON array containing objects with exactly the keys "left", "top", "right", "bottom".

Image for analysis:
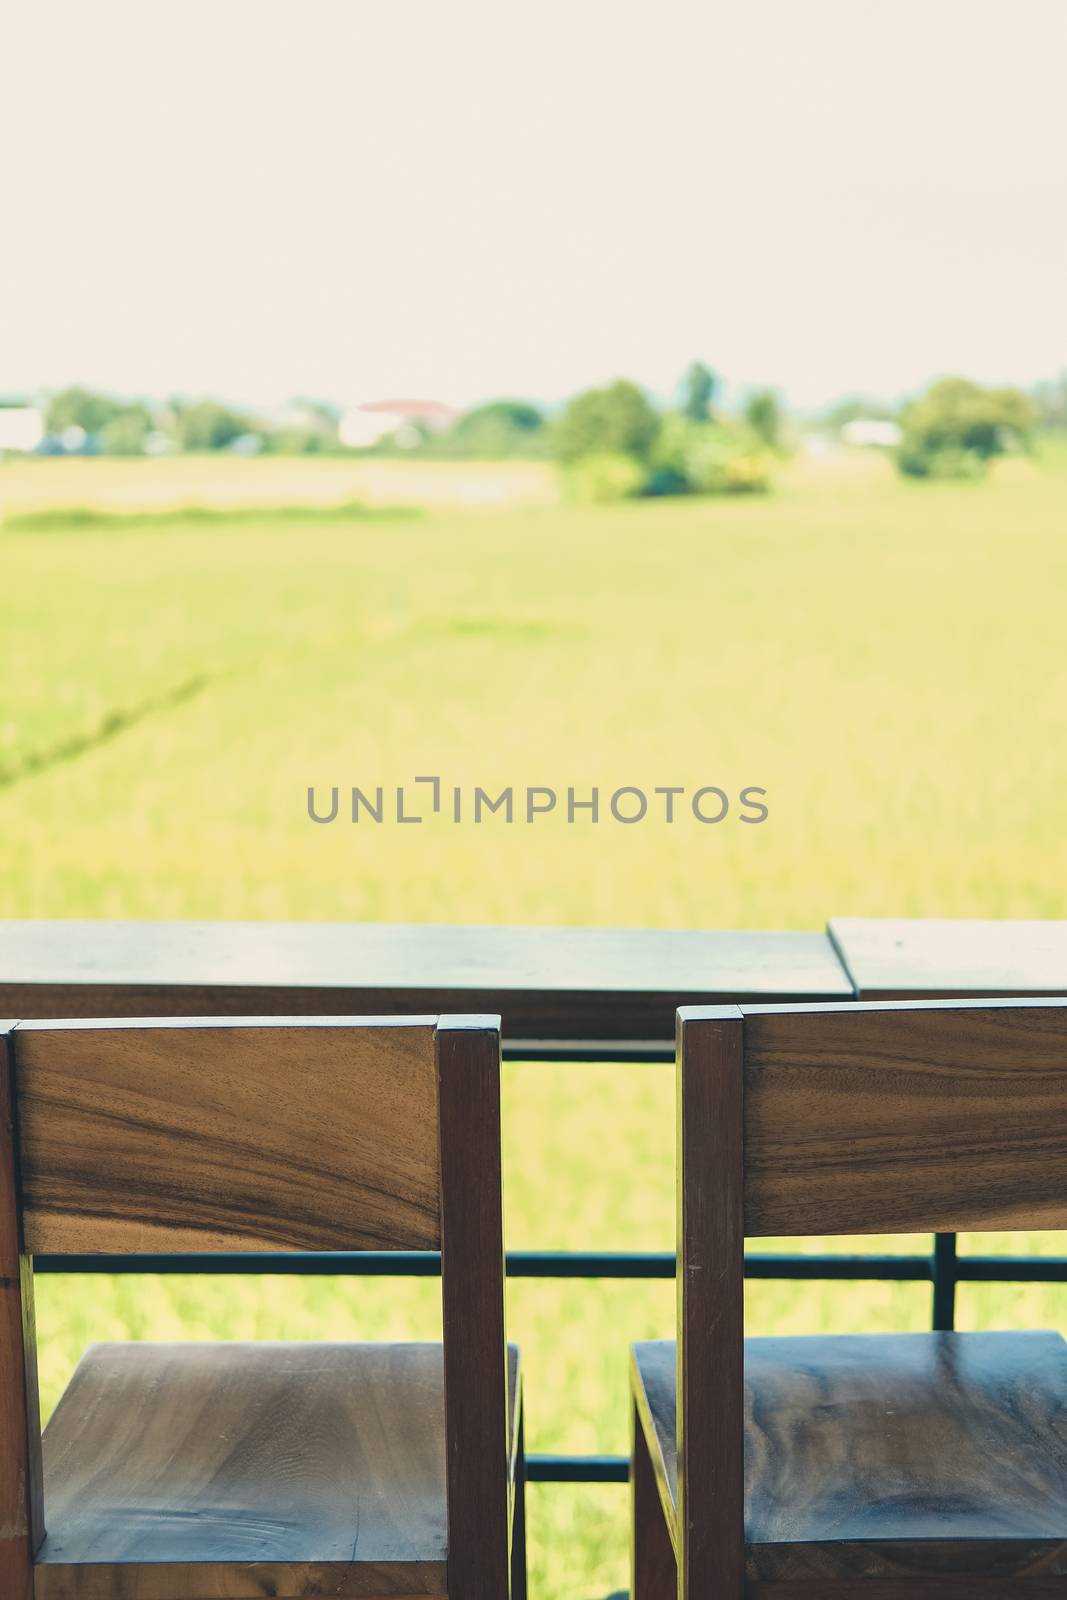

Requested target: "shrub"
[
  {"left": 563, "top": 452, "right": 647, "bottom": 504},
  {"left": 649, "top": 414, "right": 773, "bottom": 495},
  {"left": 895, "top": 440, "right": 987, "bottom": 481},
  {"left": 896, "top": 377, "right": 1037, "bottom": 479}
]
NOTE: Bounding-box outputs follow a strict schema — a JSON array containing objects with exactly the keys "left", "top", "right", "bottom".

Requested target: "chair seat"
[
  {"left": 37, "top": 1340, "right": 521, "bottom": 1600},
  {"left": 632, "top": 1330, "right": 1067, "bottom": 1584}
]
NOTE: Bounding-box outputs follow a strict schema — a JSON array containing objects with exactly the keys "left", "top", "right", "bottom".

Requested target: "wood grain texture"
[
  {"left": 14, "top": 1018, "right": 440, "bottom": 1253},
  {"left": 0, "top": 1023, "right": 43, "bottom": 1600},
  {"left": 37, "top": 1340, "right": 457, "bottom": 1598},
  {"left": 830, "top": 916, "right": 1067, "bottom": 1000},
  {"left": 740, "top": 999, "right": 1067, "bottom": 1235},
  {"left": 633, "top": 1332, "right": 1067, "bottom": 1585},
  {"left": 36, "top": 1339, "right": 522, "bottom": 1600},
  {"left": 631, "top": 1343, "right": 677, "bottom": 1543},
  {"left": 676, "top": 1007, "right": 745, "bottom": 1599},
  {"left": 745, "top": 1330, "right": 1067, "bottom": 1582},
  {"left": 509, "top": 1401, "right": 527, "bottom": 1600},
  {"left": 436, "top": 1018, "right": 513, "bottom": 1600},
  {"left": 630, "top": 1392, "right": 676, "bottom": 1599},
  {"left": 0, "top": 919, "right": 852, "bottom": 1041}
]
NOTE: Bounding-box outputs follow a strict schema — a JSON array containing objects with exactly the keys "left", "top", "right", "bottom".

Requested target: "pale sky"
[{"left": 3, "top": 0, "right": 1066, "bottom": 412}]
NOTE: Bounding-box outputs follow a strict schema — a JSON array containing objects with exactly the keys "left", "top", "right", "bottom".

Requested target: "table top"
[
  {"left": 0, "top": 919, "right": 850, "bottom": 1042},
  {"left": 4, "top": 917, "right": 1065, "bottom": 1043},
  {"left": 830, "top": 917, "right": 1067, "bottom": 1000}
]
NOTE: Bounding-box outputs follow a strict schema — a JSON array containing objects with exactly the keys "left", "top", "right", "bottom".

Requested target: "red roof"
[{"left": 358, "top": 398, "right": 457, "bottom": 420}]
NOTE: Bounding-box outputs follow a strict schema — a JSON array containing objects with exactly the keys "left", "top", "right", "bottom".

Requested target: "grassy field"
[
  {"left": 3, "top": 448, "right": 1067, "bottom": 1597},
  {"left": 0, "top": 452, "right": 557, "bottom": 518}
]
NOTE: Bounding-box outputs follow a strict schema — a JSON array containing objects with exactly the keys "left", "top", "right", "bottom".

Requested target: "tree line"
[{"left": 25, "top": 364, "right": 1057, "bottom": 495}]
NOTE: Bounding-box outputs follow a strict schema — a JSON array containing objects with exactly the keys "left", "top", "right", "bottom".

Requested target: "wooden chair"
[
  {"left": 0, "top": 1013, "right": 525, "bottom": 1600},
  {"left": 631, "top": 999, "right": 1067, "bottom": 1598}
]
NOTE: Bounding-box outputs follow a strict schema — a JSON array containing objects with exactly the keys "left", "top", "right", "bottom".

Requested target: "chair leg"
[
  {"left": 631, "top": 1397, "right": 676, "bottom": 1600},
  {"left": 510, "top": 1399, "right": 527, "bottom": 1600}
]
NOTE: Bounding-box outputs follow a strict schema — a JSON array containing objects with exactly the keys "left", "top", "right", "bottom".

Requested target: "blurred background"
[{"left": 3, "top": 2, "right": 1067, "bottom": 1594}]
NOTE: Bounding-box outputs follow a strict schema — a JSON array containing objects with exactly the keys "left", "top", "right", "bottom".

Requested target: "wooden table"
[
  {"left": 3, "top": 919, "right": 1067, "bottom": 1041},
  {"left": 829, "top": 917, "right": 1067, "bottom": 1000},
  {"left": 0, "top": 919, "right": 852, "bottom": 1044}
]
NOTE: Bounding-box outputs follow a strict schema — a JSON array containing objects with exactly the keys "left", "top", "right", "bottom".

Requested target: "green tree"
[
  {"left": 897, "top": 377, "right": 1037, "bottom": 478},
  {"left": 554, "top": 380, "right": 660, "bottom": 465},
  {"left": 448, "top": 399, "right": 546, "bottom": 457},
  {"left": 458, "top": 399, "right": 543, "bottom": 434},
  {"left": 100, "top": 406, "right": 152, "bottom": 456},
  {"left": 681, "top": 361, "right": 717, "bottom": 422},
  {"left": 46, "top": 387, "right": 122, "bottom": 435},
  {"left": 743, "top": 388, "right": 783, "bottom": 448},
  {"left": 178, "top": 400, "right": 249, "bottom": 452}
]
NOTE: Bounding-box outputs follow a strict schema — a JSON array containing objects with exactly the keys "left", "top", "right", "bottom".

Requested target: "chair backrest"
[
  {"left": 674, "top": 998, "right": 1067, "bottom": 1599},
  {"left": 0, "top": 1014, "right": 510, "bottom": 1599},
  {"left": 15, "top": 1015, "right": 444, "bottom": 1253}
]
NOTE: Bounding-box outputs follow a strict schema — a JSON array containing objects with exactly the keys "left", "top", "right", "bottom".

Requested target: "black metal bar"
[
  {"left": 746, "top": 1253, "right": 932, "bottom": 1281},
  {"left": 957, "top": 1255, "right": 1067, "bottom": 1282},
  {"left": 45, "top": 1247, "right": 1067, "bottom": 1284},
  {"left": 32, "top": 1249, "right": 938, "bottom": 1280},
  {"left": 503, "top": 1042, "right": 674, "bottom": 1063},
  {"left": 527, "top": 1454, "right": 628, "bottom": 1484},
  {"left": 932, "top": 1232, "right": 958, "bottom": 1331},
  {"left": 510, "top": 1252, "right": 674, "bottom": 1278},
  {"left": 32, "top": 1251, "right": 444, "bottom": 1276}
]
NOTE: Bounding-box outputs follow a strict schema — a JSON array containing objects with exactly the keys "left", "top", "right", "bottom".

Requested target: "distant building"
[
  {"left": 339, "top": 398, "right": 458, "bottom": 450},
  {"left": 0, "top": 403, "right": 45, "bottom": 453},
  {"left": 842, "top": 418, "right": 902, "bottom": 448}
]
